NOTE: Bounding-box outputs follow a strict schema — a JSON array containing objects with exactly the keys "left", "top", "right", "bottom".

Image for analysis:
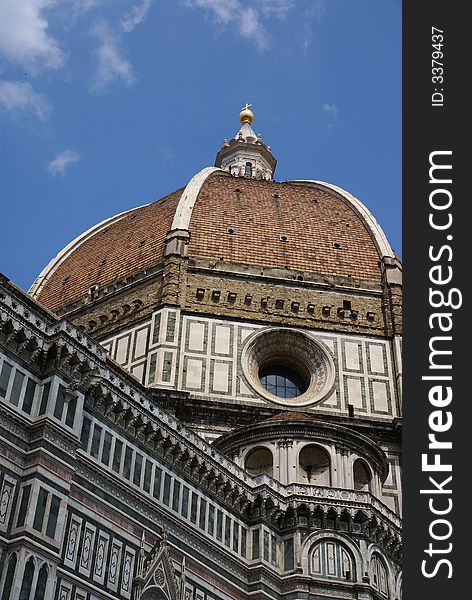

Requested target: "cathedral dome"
[
  {"left": 0, "top": 108, "right": 402, "bottom": 600},
  {"left": 31, "top": 169, "right": 392, "bottom": 314}
]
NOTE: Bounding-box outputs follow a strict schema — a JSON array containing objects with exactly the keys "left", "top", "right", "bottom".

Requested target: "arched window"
[
  {"left": 1, "top": 554, "right": 17, "bottom": 600},
  {"left": 19, "top": 557, "right": 35, "bottom": 600},
  {"left": 299, "top": 445, "right": 331, "bottom": 485},
  {"left": 311, "top": 540, "right": 354, "bottom": 581},
  {"left": 244, "top": 162, "right": 253, "bottom": 177},
  {"left": 245, "top": 447, "right": 273, "bottom": 477},
  {"left": 353, "top": 459, "right": 372, "bottom": 492},
  {"left": 35, "top": 564, "right": 48, "bottom": 600},
  {"left": 371, "top": 554, "right": 389, "bottom": 596}
]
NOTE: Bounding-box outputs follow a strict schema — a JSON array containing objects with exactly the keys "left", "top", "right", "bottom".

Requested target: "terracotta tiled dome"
[{"left": 31, "top": 170, "right": 389, "bottom": 313}]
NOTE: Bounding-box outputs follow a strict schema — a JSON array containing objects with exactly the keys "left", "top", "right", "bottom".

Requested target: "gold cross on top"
[{"left": 242, "top": 103, "right": 252, "bottom": 111}]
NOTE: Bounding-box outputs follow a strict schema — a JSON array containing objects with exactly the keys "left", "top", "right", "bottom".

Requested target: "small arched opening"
[
  {"left": 299, "top": 444, "right": 331, "bottom": 485},
  {"left": 353, "top": 459, "right": 372, "bottom": 492},
  {"left": 19, "top": 557, "right": 35, "bottom": 600},
  {"left": 371, "top": 554, "right": 389, "bottom": 597},
  {"left": 245, "top": 447, "right": 273, "bottom": 477},
  {"left": 35, "top": 564, "right": 49, "bottom": 600}
]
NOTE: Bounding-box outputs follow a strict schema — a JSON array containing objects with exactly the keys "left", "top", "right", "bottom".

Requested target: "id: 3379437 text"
[{"left": 431, "top": 26, "right": 445, "bottom": 107}]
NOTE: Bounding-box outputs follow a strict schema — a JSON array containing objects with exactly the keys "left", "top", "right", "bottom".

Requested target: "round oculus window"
[
  {"left": 259, "top": 365, "right": 307, "bottom": 398},
  {"left": 242, "top": 328, "right": 335, "bottom": 407}
]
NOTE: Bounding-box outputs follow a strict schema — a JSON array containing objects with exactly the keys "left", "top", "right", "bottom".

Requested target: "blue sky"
[{"left": 0, "top": 0, "right": 401, "bottom": 292}]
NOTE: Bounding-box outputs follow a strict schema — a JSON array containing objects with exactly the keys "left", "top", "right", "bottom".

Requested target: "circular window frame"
[{"left": 241, "top": 328, "right": 335, "bottom": 407}]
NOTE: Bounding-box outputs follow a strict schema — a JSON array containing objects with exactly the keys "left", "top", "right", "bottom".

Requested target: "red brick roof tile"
[{"left": 189, "top": 174, "right": 381, "bottom": 281}]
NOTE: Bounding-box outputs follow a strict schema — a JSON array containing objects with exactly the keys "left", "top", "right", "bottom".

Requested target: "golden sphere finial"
[{"left": 240, "top": 102, "right": 254, "bottom": 125}]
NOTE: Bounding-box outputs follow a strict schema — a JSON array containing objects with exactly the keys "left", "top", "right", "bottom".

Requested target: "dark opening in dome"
[{"left": 259, "top": 365, "right": 307, "bottom": 399}]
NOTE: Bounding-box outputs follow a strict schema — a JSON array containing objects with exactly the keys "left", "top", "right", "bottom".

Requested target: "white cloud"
[
  {"left": 186, "top": 0, "right": 237, "bottom": 24},
  {"left": 323, "top": 103, "right": 338, "bottom": 116},
  {"left": 47, "top": 149, "right": 81, "bottom": 175},
  {"left": 121, "top": 0, "right": 153, "bottom": 33},
  {"left": 0, "top": 0, "right": 64, "bottom": 71},
  {"left": 71, "top": 0, "right": 103, "bottom": 14},
  {"left": 238, "top": 7, "right": 267, "bottom": 48},
  {"left": 186, "top": 0, "right": 268, "bottom": 49},
  {"left": 0, "top": 80, "right": 51, "bottom": 121},
  {"left": 260, "top": 0, "right": 295, "bottom": 19},
  {"left": 90, "top": 22, "right": 136, "bottom": 93},
  {"left": 186, "top": 0, "right": 326, "bottom": 51},
  {"left": 301, "top": 0, "right": 327, "bottom": 55}
]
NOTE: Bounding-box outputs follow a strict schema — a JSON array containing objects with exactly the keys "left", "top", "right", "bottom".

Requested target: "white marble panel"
[
  {"left": 372, "top": 381, "right": 389, "bottom": 412},
  {"left": 214, "top": 325, "right": 231, "bottom": 355},
  {"left": 345, "top": 341, "right": 360, "bottom": 371},
  {"left": 238, "top": 378, "right": 254, "bottom": 396},
  {"left": 320, "top": 337, "right": 335, "bottom": 353},
  {"left": 369, "top": 344, "right": 386, "bottom": 374},
  {"left": 212, "top": 362, "right": 229, "bottom": 393},
  {"left": 186, "top": 359, "right": 203, "bottom": 389},
  {"left": 130, "top": 363, "right": 145, "bottom": 383},
  {"left": 188, "top": 322, "right": 205, "bottom": 352},
  {"left": 133, "top": 327, "right": 148, "bottom": 360},
  {"left": 239, "top": 328, "right": 254, "bottom": 343},
  {"left": 322, "top": 391, "right": 337, "bottom": 406},
  {"left": 346, "top": 377, "right": 363, "bottom": 408},
  {"left": 115, "top": 336, "right": 130, "bottom": 365}
]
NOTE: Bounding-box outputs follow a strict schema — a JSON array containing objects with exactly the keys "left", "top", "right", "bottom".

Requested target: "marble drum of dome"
[{"left": 241, "top": 328, "right": 335, "bottom": 407}]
